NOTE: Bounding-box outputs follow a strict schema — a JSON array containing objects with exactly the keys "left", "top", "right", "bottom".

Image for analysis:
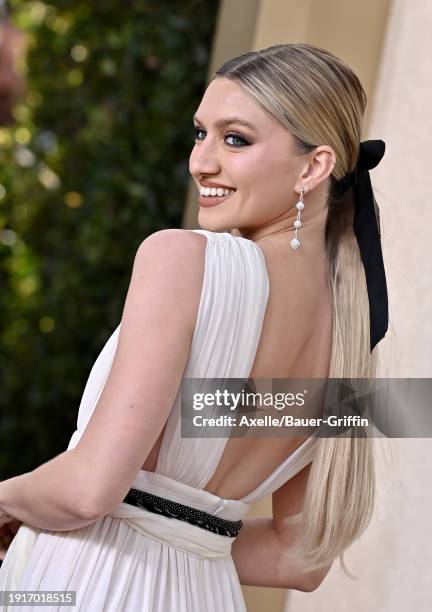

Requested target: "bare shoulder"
[
  {"left": 136, "top": 228, "right": 207, "bottom": 260},
  {"left": 131, "top": 229, "right": 207, "bottom": 333}
]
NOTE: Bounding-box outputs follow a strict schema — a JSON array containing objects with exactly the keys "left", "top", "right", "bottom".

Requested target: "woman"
[{"left": 0, "top": 43, "right": 388, "bottom": 611}]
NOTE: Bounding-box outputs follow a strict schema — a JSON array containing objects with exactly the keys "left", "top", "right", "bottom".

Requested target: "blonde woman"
[{"left": 0, "top": 43, "right": 387, "bottom": 611}]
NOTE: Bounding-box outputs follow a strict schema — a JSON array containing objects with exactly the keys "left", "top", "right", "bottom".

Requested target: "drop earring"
[{"left": 290, "top": 188, "right": 304, "bottom": 249}]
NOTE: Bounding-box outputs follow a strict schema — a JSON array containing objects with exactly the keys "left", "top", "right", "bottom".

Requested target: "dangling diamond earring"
[{"left": 290, "top": 188, "right": 304, "bottom": 249}]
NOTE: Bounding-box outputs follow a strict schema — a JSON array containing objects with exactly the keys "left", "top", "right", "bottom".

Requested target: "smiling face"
[{"left": 189, "top": 77, "right": 310, "bottom": 236}]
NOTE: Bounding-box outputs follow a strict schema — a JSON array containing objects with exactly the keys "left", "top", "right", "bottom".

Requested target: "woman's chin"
[{"left": 197, "top": 213, "right": 232, "bottom": 233}]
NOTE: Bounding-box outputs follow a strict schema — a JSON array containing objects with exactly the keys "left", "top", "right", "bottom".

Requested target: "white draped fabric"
[{"left": 0, "top": 230, "right": 318, "bottom": 611}]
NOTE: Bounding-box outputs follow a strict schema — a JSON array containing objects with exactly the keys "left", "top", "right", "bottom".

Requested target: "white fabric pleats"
[{"left": 0, "top": 230, "right": 318, "bottom": 611}]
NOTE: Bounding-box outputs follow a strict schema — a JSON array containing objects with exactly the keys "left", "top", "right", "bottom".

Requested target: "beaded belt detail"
[{"left": 123, "top": 488, "right": 243, "bottom": 538}]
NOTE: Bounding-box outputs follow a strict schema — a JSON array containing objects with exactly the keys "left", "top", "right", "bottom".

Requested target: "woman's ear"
[{"left": 295, "top": 146, "right": 336, "bottom": 192}]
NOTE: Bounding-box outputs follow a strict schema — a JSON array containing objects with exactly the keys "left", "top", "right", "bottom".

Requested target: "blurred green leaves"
[{"left": 0, "top": 0, "right": 219, "bottom": 477}]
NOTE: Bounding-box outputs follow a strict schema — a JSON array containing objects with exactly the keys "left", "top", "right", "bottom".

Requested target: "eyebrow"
[{"left": 193, "top": 114, "right": 256, "bottom": 132}]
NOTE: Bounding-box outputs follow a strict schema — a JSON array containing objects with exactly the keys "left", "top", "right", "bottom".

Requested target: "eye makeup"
[{"left": 193, "top": 126, "right": 250, "bottom": 147}]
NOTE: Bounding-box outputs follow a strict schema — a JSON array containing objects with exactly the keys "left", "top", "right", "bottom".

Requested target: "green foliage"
[{"left": 0, "top": 0, "right": 219, "bottom": 477}]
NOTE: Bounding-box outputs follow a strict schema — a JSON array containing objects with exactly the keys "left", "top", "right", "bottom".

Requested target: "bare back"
[{"left": 141, "top": 235, "right": 332, "bottom": 500}]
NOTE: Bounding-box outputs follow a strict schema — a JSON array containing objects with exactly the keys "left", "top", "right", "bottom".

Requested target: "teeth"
[{"left": 200, "top": 186, "right": 235, "bottom": 197}]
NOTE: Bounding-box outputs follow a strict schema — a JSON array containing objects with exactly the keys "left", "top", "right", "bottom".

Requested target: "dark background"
[{"left": 0, "top": 0, "right": 220, "bottom": 479}]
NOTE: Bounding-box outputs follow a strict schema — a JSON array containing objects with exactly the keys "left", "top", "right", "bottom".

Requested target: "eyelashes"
[{"left": 193, "top": 127, "right": 250, "bottom": 147}]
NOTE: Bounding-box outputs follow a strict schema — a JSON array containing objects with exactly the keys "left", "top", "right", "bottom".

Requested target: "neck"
[{"left": 235, "top": 187, "right": 329, "bottom": 258}]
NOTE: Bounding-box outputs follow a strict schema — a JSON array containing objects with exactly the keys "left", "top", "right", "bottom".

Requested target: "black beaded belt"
[{"left": 123, "top": 488, "right": 243, "bottom": 538}]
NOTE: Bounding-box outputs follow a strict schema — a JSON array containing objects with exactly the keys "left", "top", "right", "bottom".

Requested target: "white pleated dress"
[{"left": 0, "top": 229, "right": 318, "bottom": 611}]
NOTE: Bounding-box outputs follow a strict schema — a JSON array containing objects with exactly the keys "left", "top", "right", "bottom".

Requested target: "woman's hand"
[{"left": 0, "top": 518, "right": 22, "bottom": 560}]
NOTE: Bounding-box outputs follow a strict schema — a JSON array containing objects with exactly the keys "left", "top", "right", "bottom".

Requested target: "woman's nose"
[{"left": 189, "top": 140, "right": 221, "bottom": 177}]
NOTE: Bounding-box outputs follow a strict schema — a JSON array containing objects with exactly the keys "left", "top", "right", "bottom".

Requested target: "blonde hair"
[{"left": 213, "top": 43, "right": 381, "bottom": 574}]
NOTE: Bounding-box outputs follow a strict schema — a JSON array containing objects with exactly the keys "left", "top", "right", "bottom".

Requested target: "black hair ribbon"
[{"left": 337, "top": 139, "right": 388, "bottom": 352}]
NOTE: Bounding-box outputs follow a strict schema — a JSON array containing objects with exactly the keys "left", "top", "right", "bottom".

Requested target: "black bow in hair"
[{"left": 336, "top": 139, "right": 388, "bottom": 352}]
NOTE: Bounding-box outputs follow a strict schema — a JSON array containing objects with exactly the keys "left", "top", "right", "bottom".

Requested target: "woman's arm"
[
  {"left": 231, "top": 516, "right": 330, "bottom": 591},
  {"left": 0, "top": 229, "right": 206, "bottom": 530},
  {"left": 0, "top": 449, "right": 104, "bottom": 531},
  {"left": 231, "top": 516, "right": 305, "bottom": 589},
  {"left": 232, "top": 462, "right": 333, "bottom": 591}
]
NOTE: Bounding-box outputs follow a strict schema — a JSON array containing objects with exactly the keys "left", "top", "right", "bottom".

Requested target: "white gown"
[{"left": 0, "top": 229, "right": 318, "bottom": 611}]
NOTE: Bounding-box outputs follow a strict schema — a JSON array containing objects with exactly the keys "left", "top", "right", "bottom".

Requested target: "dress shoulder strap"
[
  {"left": 239, "top": 435, "right": 319, "bottom": 504},
  {"left": 184, "top": 229, "right": 269, "bottom": 378}
]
